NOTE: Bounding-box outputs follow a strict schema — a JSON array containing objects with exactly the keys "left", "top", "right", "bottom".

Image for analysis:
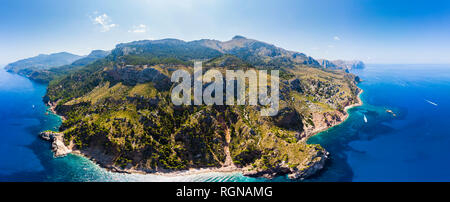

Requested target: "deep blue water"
[
  {"left": 308, "top": 64, "right": 450, "bottom": 182},
  {"left": 0, "top": 64, "right": 449, "bottom": 182}
]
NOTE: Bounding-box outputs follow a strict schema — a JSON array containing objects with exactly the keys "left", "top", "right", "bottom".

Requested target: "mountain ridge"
[{"left": 4, "top": 52, "right": 83, "bottom": 73}]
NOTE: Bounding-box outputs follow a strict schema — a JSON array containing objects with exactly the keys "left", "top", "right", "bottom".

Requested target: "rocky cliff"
[{"left": 318, "top": 59, "right": 365, "bottom": 70}]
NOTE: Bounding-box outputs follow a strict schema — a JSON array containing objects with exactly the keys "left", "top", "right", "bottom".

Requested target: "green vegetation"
[
  {"left": 121, "top": 55, "right": 192, "bottom": 66},
  {"left": 40, "top": 37, "right": 360, "bottom": 177}
]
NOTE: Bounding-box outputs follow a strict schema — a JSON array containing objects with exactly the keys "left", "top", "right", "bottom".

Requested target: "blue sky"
[{"left": 1, "top": 0, "right": 449, "bottom": 65}]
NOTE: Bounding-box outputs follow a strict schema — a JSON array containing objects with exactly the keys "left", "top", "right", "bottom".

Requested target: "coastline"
[
  {"left": 41, "top": 85, "right": 246, "bottom": 178},
  {"left": 303, "top": 88, "right": 364, "bottom": 140},
  {"left": 344, "top": 89, "right": 364, "bottom": 113},
  {"left": 44, "top": 84, "right": 364, "bottom": 179}
]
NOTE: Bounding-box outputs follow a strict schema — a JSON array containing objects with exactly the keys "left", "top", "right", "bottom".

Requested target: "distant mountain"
[
  {"left": 4, "top": 52, "right": 82, "bottom": 73},
  {"left": 8, "top": 50, "right": 110, "bottom": 83},
  {"left": 71, "top": 50, "right": 110, "bottom": 66},
  {"left": 317, "top": 59, "right": 365, "bottom": 70},
  {"left": 191, "top": 35, "right": 320, "bottom": 68},
  {"left": 112, "top": 38, "right": 223, "bottom": 62}
]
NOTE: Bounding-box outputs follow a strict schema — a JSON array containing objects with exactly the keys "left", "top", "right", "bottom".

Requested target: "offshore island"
[{"left": 5, "top": 36, "right": 364, "bottom": 180}]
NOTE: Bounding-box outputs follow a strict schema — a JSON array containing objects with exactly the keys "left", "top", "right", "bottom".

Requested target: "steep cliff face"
[
  {"left": 317, "top": 59, "right": 337, "bottom": 69},
  {"left": 42, "top": 36, "right": 360, "bottom": 180}
]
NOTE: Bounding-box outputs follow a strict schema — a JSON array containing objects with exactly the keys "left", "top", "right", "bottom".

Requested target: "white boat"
[
  {"left": 32, "top": 105, "right": 35, "bottom": 108},
  {"left": 363, "top": 115, "right": 368, "bottom": 123},
  {"left": 425, "top": 99, "right": 438, "bottom": 106}
]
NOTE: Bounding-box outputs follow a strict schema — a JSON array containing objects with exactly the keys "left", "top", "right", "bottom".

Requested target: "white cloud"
[
  {"left": 328, "top": 45, "right": 335, "bottom": 48},
  {"left": 333, "top": 36, "right": 340, "bottom": 41},
  {"left": 129, "top": 24, "right": 148, "bottom": 33},
  {"left": 91, "top": 13, "right": 117, "bottom": 32}
]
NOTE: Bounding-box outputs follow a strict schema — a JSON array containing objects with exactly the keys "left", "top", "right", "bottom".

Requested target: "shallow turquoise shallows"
[{"left": 1, "top": 64, "right": 450, "bottom": 182}]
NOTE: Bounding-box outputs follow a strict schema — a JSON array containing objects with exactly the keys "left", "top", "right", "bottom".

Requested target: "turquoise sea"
[{"left": 1, "top": 64, "right": 450, "bottom": 182}]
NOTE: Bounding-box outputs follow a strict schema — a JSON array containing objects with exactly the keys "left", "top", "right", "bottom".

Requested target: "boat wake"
[{"left": 425, "top": 99, "right": 438, "bottom": 106}]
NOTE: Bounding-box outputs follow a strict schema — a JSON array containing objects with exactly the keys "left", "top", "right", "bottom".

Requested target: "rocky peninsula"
[{"left": 28, "top": 36, "right": 363, "bottom": 180}]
